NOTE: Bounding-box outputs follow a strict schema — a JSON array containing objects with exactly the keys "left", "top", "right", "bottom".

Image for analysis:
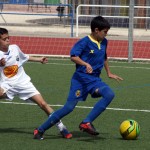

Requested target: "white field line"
[
  {"left": 110, "top": 66, "right": 150, "bottom": 70},
  {"left": 0, "top": 101, "right": 150, "bottom": 113}
]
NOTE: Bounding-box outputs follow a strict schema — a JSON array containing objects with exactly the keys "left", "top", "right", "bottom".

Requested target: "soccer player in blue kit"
[{"left": 34, "top": 16, "right": 123, "bottom": 139}]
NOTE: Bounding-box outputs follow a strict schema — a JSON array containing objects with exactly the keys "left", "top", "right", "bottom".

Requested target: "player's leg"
[
  {"left": 0, "top": 83, "right": 14, "bottom": 99},
  {"left": 34, "top": 76, "right": 85, "bottom": 140},
  {"left": 0, "top": 87, "right": 7, "bottom": 98},
  {"left": 34, "top": 100, "right": 78, "bottom": 140},
  {"left": 84, "top": 85, "right": 114, "bottom": 122},
  {"left": 30, "top": 94, "right": 72, "bottom": 139},
  {"left": 16, "top": 80, "right": 72, "bottom": 139},
  {"left": 30, "top": 94, "right": 53, "bottom": 115},
  {"left": 79, "top": 82, "right": 115, "bottom": 135}
]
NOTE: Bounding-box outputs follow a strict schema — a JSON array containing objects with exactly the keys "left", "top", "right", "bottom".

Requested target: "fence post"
[{"left": 128, "top": 0, "right": 134, "bottom": 62}]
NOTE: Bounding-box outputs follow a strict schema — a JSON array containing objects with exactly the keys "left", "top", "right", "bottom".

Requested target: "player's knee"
[
  {"left": 105, "top": 88, "right": 115, "bottom": 102},
  {"left": 0, "top": 88, "right": 5, "bottom": 97},
  {"left": 100, "top": 86, "right": 115, "bottom": 103},
  {"left": 0, "top": 92, "right": 3, "bottom": 97}
]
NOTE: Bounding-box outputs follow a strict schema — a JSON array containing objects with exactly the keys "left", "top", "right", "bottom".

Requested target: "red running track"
[{"left": 11, "top": 36, "right": 150, "bottom": 59}]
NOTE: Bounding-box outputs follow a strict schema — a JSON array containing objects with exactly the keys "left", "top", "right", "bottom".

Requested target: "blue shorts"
[{"left": 67, "top": 72, "right": 109, "bottom": 101}]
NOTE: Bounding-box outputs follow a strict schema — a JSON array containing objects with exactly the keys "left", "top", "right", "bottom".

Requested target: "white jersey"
[
  {"left": 0, "top": 44, "right": 30, "bottom": 85},
  {"left": 0, "top": 44, "right": 40, "bottom": 100}
]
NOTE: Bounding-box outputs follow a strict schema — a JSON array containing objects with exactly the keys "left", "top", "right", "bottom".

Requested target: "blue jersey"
[{"left": 70, "top": 35, "right": 107, "bottom": 76}]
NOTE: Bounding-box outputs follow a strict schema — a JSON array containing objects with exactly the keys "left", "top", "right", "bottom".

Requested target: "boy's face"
[
  {"left": 0, "top": 33, "right": 10, "bottom": 52},
  {"left": 95, "top": 28, "right": 109, "bottom": 41}
]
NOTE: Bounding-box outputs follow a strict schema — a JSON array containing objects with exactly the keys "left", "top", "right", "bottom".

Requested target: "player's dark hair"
[
  {"left": 0, "top": 28, "right": 8, "bottom": 36},
  {"left": 91, "top": 16, "right": 110, "bottom": 32}
]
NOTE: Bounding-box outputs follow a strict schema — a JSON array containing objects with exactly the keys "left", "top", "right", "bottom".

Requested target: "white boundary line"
[{"left": 0, "top": 101, "right": 150, "bottom": 113}]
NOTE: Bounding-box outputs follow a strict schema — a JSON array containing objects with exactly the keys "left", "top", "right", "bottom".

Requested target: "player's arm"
[
  {"left": 28, "top": 56, "right": 48, "bottom": 64},
  {"left": 17, "top": 45, "right": 48, "bottom": 64},
  {"left": 71, "top": 56, "right": 93, "bottom": 74},
  {"left": 104, "top": 59, "right": 123, "bottom": 82}
]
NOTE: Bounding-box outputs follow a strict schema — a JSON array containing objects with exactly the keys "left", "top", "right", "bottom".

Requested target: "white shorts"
[{"left": 0, "top": 81, "right": 40, "bottom": 100}]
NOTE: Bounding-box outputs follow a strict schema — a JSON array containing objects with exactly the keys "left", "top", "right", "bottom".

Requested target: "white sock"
[{"left": 55, "top": 120, "right": 66, "bottom": 131}]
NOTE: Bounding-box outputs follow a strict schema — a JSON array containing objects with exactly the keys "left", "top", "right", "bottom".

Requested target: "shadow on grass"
[
  {"left": 43, "top": 130, "right": 108, "bottom": 141},
  {"left": 0, "top": 127, "right": 32, "bottom": 134},
  {"left": 0, "top": 128, "right": 110, "bottom": 142},
  {"left": 0, "top": 127, "right": 60, "bottom": 140}
]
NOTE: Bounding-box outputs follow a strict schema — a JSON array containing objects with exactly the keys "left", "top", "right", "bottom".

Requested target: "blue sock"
[
  {"left": 83, "top": 86, "right": 115, "bottom": 123},
  {"left": 38, "top": 100, "right": 78, "bottom": 133}
]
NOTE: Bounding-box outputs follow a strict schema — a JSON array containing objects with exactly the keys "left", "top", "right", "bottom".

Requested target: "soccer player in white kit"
[{"left": 0, "top": 28, "right": 72, "bottom": 139}]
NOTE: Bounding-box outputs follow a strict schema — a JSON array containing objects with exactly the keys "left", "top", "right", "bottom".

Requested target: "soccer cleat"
[
  {"left": 60, "top": 128, "right": 72, "bottom": 139},
  {"left": 33, "top": 128, "right": 44, "bottom": 140},
  {"left": 79, "top": 122, "right": 99, "bottom": 135}
]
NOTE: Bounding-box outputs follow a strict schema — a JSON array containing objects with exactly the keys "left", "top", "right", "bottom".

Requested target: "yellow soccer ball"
[{"left": 119, "top": 119, "right": 140, "bottom": 140}]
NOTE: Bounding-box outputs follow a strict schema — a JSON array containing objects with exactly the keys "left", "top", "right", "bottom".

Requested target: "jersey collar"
[{"left": 88, "top": 35, "right": 101, "bottom": 49}]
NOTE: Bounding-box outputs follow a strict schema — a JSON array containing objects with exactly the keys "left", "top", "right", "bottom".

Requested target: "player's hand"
[
  {"left": 85, "top": 63, "right": 93, "bottom": 74},
  {"left": 108, "top": 73, "right": 123, "bottom": 82},
  {"left": 41, "top": 57, "right": 48, "bottom": 64},
  {"left": 0, "top": 58, "right": 6, "bottom": 66}
]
